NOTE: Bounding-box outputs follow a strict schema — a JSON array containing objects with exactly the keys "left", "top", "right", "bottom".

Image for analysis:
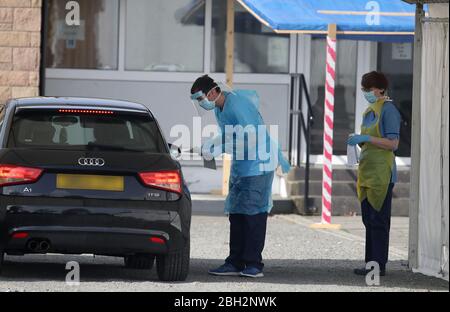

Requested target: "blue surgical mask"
[
  {"left": 199, "top": 88, "right": 222, "bottom": 111},
  {"left": 191, "top": 90, "right": 216, "bottom": 111},
  {"left": 363, "top": 91, "right": 378, "bottom": 104},
  {"left": 199, "top": 98, "right": 216, "bottom": 110}
]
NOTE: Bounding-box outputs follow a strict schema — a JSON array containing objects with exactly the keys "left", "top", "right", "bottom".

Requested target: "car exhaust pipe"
[
  {"left": 27, "top": 240, "right": 39, "bottom": 252},
  {"left": 39, "top": 240, "right": 50, "bottom": 252},
  {"left": 27, "top": 239, "right": 51, "bottom": 253}
]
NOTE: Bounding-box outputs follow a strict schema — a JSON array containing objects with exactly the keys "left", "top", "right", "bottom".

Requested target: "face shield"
[
  {"left": 190, "top": 90, "right": 212, "bottom": 117},
  {"left": 190, "top": 83, "right": 234, "bottom": 117}
]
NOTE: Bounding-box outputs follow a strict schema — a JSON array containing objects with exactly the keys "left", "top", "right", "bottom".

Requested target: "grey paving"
[{"left": 0, "top": 214, "right": 447, "bottom": 292}]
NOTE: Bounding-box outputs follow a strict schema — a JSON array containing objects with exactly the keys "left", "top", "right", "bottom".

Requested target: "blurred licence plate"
[{"left": 56, "top": 174, "right": 124, "bottom": 192}]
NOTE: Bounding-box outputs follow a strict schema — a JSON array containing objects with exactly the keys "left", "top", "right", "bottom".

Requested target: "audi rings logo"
[{"left": 78, "top": 158, "right": 105, "bottom": 167}]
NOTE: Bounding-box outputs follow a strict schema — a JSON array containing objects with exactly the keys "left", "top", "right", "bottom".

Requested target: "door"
[{"left": 377, "top": 42, "right": 413, "bottom": 158}]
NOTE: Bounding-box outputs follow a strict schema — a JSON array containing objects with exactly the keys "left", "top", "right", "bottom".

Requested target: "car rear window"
[{"left": 7, "top": 108, "right": 167, "bottom": 153}]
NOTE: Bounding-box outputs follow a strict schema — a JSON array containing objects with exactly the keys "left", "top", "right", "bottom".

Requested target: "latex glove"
[
  {"left": 347, "top": 135, "right": 370, "bottom": 146},
  {"left": 279, "top": 156, "right": 291, "bottom": 174}
]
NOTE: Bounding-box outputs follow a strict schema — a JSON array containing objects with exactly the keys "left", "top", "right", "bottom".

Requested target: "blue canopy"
[{"left": 237, "top": 0, "right": 421, "bottom": 40}]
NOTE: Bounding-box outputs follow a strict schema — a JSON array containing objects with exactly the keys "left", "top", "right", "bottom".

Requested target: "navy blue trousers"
[
  {"left": 225, "top": 212, "right": 268, "bottom": 271},
  {"left": 361, "top": 184, "right": 394, "bottom": 271}
]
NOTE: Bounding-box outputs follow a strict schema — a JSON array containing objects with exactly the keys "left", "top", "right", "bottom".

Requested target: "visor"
[
  {"left": 190, "top": 90, "right": 208, "bottom": 116},
  {"left": 190, "top": 90, "right": 205, "bottom": 101}
]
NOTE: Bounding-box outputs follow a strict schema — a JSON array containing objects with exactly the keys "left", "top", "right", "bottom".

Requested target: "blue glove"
[{"left": 347, "top": 135, "right": 371, "bottom": 146}]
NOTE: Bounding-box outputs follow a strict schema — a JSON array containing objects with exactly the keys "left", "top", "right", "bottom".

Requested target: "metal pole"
[
  {"left": 297, "top": 76, "right": 303, "bottom": 167},
  {"left": 39, "top": 0, "right": 49, "bottom": 96},
  {"left": 409, "top": 1, "right": 424, "bottom": 270},
  {"left": 305, "top": 104, "right": 311, "bottom": 213},
  {"left": 321, "top": 24, "right": 336, "bottom": 224},
  {"left": 311, "top": 24, "right": 341, "bottom": 229},
  {"left": 289, "top": 75, "right": 295, "bottom": 165},
  {"left": 300, "top": 74, "right": 314, "bottom": 214},
  {"left": 297, "top": 76, "right": 311, "bottom": 213}
]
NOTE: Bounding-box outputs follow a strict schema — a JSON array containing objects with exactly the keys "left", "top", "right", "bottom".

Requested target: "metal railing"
[{"left": 288, "top": 74, "right": 315, "bottom": 214}]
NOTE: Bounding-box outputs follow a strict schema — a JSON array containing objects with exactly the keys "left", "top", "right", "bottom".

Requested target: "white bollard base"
[{"left": 309, "top": 223, "right": 342, "bottom": 230}]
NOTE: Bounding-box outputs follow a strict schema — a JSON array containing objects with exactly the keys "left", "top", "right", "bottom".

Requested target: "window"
[
  {"left": 377, "top": 42, "right": 413, "bottom": 157},
  {"left": 309, "top": 38, "right": 358, "bottom": 155},
  {"left": 46, "top": 0, "right": 119, "bottom": 70},
  {"left": 8, "top": 110, "right": 166, "bottom": 153},
  {"left": 211, "top": 1, "right": 290, "bottom": 73},
  {"left": 125, "top": 0, "right": 205, "bottom": 72}
]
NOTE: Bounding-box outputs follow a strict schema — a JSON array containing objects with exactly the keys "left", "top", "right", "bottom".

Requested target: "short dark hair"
[
  {"left": 361, "top": 71, "right": 389, "bottom": 94},
  {"left": 191, "top": 75, "right": 220, "bottom": 95}
]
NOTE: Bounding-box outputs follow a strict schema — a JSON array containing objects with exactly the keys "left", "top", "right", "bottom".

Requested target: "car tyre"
[
  {"left": 124, "top": 254, "right": 155, "bottom": 270},
  {"left": 156, "top": 239, "right": 190, "bottom": 281}
]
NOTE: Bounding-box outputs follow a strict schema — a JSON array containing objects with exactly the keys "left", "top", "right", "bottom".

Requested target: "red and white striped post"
[{"left": 311, "top": 24, "right": 341, "bottom": 230}]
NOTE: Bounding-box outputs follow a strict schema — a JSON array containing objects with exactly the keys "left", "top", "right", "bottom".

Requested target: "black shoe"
[{"left": 353, "top": 268, "right": 386, "bottom": 276}]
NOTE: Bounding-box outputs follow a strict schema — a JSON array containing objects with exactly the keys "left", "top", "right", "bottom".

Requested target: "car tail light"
[
  {"left": 12, "top": 232, "right": 29, "bottom": 239},
  {"left": 138, "top": 170, "right": 182, "bottom": 194},
  {"left": 0, "top": 165, "right": 43, "bottom": 187},
  {"left": 149, "top": 237, "right": 165, "bottom": 244},
  {"left": 58, "top": 109, "right": 114, "bottom": 115}
]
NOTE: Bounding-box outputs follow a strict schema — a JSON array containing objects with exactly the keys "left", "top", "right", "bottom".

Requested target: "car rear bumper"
[
  {"left": 0, "top": 195, "right": 191, "bottom": 257},
  {"left": 6, "top": 226, "right": 175, "bottom": 256}
]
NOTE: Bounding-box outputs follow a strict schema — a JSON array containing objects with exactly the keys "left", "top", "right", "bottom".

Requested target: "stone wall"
[{"left": 0, "top": 0, "right": 42, "bottom": 106}]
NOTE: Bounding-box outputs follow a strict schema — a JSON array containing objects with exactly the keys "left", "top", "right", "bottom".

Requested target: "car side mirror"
[{"left": 168, "top": 143, "right": 182, "bottom": 159}]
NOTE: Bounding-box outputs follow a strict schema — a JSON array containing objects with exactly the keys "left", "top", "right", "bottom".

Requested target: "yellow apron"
[{"left": 357, "top": 98, "right": 394, "bottom": 211}]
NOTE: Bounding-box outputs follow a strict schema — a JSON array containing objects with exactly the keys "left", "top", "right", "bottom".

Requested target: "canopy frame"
[{"left": 236, "top": 0, "right": 417, "bottom": 36}]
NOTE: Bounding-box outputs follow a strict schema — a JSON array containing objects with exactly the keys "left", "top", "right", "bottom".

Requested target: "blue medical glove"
[
  {"left": 279, "top": 150, "right": 291, "bottom": 174},
  {"left": 347, "top": 135, "right": 371, "bottom": 146}
]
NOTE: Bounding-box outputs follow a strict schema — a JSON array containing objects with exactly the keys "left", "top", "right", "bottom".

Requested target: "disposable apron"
[{"left": 357, "top": 99, "right": 395, "bottom": 211}]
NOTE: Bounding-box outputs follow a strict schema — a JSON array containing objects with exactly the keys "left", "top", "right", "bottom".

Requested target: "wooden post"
[
  {"left": 328, "top": 23, "right": 337, "bottom": 40},
  {"left": 225, "top": 0, "right": 235, "bottom": 87},
  {"left": 221, "top": 0, "right": 234, "bottom": 196}
]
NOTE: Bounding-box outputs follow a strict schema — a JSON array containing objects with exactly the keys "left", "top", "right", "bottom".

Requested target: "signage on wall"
[
  {"left": 61, "top": 0, "right": 82, "bottom": 49},
  {"left": 392, "top": 43, "right": 412, "bottom": 60},
  {"left": 56, "top": 20, "right": 85, "bottom": 49}
]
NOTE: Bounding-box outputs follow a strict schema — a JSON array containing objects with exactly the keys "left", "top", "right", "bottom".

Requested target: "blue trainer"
[
  {"left": 208, "top": 263, "right": 241, "bottom": 276},
  {"left": 240, "top": 267, "right": 264, "bottom": 278}
]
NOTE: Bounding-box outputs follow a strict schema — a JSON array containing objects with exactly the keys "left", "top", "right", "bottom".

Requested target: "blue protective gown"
[{"left": 201, "top": 90, "right": 291, "bottom": 215}]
